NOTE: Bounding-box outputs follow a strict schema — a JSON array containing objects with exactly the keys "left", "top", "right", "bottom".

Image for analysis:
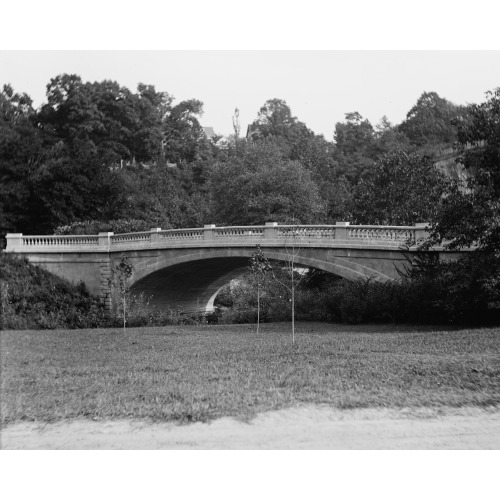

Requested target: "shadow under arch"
[{"left": 128, "top": 248, "right": 393, "bottom": 313}]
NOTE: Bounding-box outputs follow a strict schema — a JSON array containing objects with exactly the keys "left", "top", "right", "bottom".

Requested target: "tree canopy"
[
  {"left": 398, "top": 91, "right": 468, "bottom": 148},
  {"left": 248, "top": 99, "right": 314, "bottom": 149},
  {"left": 0, "top": 85, "right": 41, "bottom": 236},
  {"left": 208, "top": 140, "right": 326, "bottom": 225},
  {"left": 430, "top": 87, "right": 500, "bottom": 255},
  {"left": 352, "top": 150, "right": 448, "bottom": 225},
  {"left": 1, "top": 74, "right": 495, "bottom": 251}
]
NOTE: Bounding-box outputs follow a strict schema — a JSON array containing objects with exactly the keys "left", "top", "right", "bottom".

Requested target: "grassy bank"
[{"left": 1, "top": 323, "right": 499, "bottom": 425}]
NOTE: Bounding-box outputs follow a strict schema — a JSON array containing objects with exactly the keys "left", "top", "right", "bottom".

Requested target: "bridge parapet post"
[
  {"left": 98, "top": 232, "right": 113, "bottom": 250},
  {"left": 414, "top": 223, "right": 430, "bottom": 244},
  {"left": 335, "top": 222, "right": 350, "bottom": 240},
  {"left": 204, "top": 224, "right": 216, "bottom": 241},
  {"left": 150, "top": 227, "right": 161, "bottom": 244},
  {"left": 264, "top": 222, "right": 278, "bottom": 240},
  {"left": 5, "top": 233, "right": 23, "bottom": 251}
]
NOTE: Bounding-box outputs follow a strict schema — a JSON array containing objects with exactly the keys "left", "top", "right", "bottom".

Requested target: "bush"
[
  {"left": 210, "top": 253, "right": 500, "bottom": 326},
  {"left": 213, "top": 284, "right": 234, "bottom": 308},
  {"left": 0, "top": 254, "right": 109, "bottom": 330},
  {"left": 4, "top": 250, "right": 496, "bottom": 330},
  {"left": 0, "top": 253, "right": 208, "bottom": 330},
  {"left": 318, "top": 253, "right": 500, "bottom": 325},
  {"left": 396, "top": 252, "right": 500, "bottom": 324},
  {"left": 111, "top": 291, "right": 206, "bottom": 327},
  {"left": 318, "top": 279, "right": 400, "bottom": 324}
]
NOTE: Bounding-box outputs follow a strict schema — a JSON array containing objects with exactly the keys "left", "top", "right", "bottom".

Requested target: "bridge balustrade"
[
  {"left": 276, "top": 226, "right": 337, "bottom": 239},
  {"left": 5, "top": 222, "right": 429, "bottom": 253},
  {"left": 348, "top": 227, "right": 415, "bottom": 242},
  {"left": 160, "top": 229, "right": 204, "bottom": 241},
  {"left": 7, "top": 234, "right": 100, "bottom": 249},
  {"left": 215, "top": 227, "right": 265, "bottom": 238},
  {"left": 111, "top": 231, "right": 152, "bottom": 246}
]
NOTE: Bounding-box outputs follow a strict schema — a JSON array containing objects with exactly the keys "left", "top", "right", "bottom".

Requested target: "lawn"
[{"left": 1, "top": 323, "right": 499, "bottom": 425}]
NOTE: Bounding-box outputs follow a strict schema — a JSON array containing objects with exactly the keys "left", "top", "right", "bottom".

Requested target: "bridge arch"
[
  {"left": 127, "top": 248, "right": 394, "bottom": 313},
  {"left": 129, "top": 248, "right": 394, "bottom": 285}
]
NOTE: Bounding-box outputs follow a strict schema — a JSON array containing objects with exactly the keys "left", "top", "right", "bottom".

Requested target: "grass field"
[{"left": 1, "top": 323, "right": 499, "bottom": 426}]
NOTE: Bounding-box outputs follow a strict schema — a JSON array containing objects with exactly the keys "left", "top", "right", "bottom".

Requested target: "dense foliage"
[
  {"left": 352, "top": 150, "right": 449, "bottom": 225},
  {"left": 1, "top": 77, "right": 476, "bottom": 242},
  {"left": 213, "top": 254, "right": 500, "bottom": 326},
  {"left": 208, "top": 141, "right": 326, "bottom": 224},
  {"left": 0, "top": 254, "right": 209, "bottom": 330},
  {"left": 398, "top": 91, "right": 468, "bottom": 148},
  {"left": 430, "top": 88, "right": 500, "bottom": 256},
  {"left": 0, "top": 254, "right": 107, "bottom": 329}
]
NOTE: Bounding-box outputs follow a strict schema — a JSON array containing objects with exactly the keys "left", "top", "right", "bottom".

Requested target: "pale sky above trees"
[{"left": 1, "top": 51, "right": 499, "bottom": 140}]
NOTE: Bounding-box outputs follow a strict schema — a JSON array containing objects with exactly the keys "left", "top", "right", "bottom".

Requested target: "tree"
[
  {"left": 1, "top": 74, "right": 220, "bottom": 240},
  {"left": 323, "top": 176, "right": 354, "bottom": 223},
  {"left": 372, "top": 116, "right": 411, "bottom": 156},
  {"left": 123, "top": 164, "right": 209, "bottom": 228},
  {"left": 248, "top": 99, "right": 314, "bottom": 150},
  {"left": 430, "top": 87, "right": 500, "bottom": 255},
  {"left": 249, "top": 245, "right": 272, "bottom": 334},
  {"left": 398, "top": 91, "right": 468, "bottom": 148},
  {"left": 130, "top": 82, "right": 171, "bottom": 162},
  {"left": 400, "top": 89, "right": 500, "bottom": 325},
  {"left": 289, "top": 132, "right": 339, "bottom": 191},
  {"left": 0, "top": 84, "right": 42, "bottom": 242},
  {"left": 333, "top": 112, "right": 378, "bottom": 183},
  {"left": 208, "top": 140, "right": 326, "bottom": 225},
  {"left": 334, "top": 112, "right": 376, "bottom": 156},
  {"left": 40, "top": 74, "right": 105, "bottom": 156},
  {"left": 162, "top": 98, "right": 207, "bottom": 163},
  {"left": 248, "top": 236, "right": 306, "bottom": 344},
  {"left": 266, "top": 226, "right": 307, "bottom": 344},
  {"left": 352, "top": 150, "right": 448, "bottom": 225},
  {"left": 110, "top": 256, "right": 134, "bottom": 332}
]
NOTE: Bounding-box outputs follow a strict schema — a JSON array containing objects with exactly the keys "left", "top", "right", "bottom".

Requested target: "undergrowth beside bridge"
[
  {"left": 1, "top": 252, "right": 499, "bottom": 330},
  {"left": 213, "top": 253, "right": 500, "bottom": 326},
  {"left": 0, "top": 254, "right": 203, "bottom": 330},
  {"left": 1, "top": 254, "right": 107, "bottom": 330}
]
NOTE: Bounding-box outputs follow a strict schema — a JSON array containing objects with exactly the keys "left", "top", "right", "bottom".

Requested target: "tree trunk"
[
  {"left": 291, "top": 272, "right": 295, "bottom": 345},
  {"left": 257, "top": 283, "right": 260, "bottom": 335}
]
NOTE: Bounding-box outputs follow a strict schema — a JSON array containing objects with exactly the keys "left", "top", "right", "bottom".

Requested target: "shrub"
[
  {"left": 112, "top": 291, "right": 206, "bottom": 327},
  {"left": 205, "top": 308, "right": 222, "bottom": 325},
  {"left": 396, "top": 252, "right": 500, "bottom": 324},
  {"left": 0, "top": 254, "right": 109, "bottom": 330},
  {"left": 211, "top": 253, "right": 500, "bottom": 326},
  {"left": 213, "top": 284, "right": 234, "bottom": 308}
]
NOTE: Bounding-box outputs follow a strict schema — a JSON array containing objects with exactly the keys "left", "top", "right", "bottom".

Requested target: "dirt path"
[{"left": 2, "top": 406, "right": 499, "bottom": 449}]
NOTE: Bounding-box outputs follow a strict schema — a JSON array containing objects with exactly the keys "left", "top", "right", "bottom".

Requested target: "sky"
[{"left": 1, "top": 51, "right": 500, "bottom": 140}]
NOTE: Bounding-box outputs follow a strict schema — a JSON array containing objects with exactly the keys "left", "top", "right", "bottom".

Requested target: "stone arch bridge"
[{"left": 5, "top": 222, "right": 462, "bottom": 314}]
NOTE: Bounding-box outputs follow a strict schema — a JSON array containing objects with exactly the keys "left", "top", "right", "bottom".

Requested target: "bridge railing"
[
  {"left": 5, "top": 234, "right": 101, "bottom": 250},
  {"left": 5, "top": 222, "right": 429, "bottom": 252}
]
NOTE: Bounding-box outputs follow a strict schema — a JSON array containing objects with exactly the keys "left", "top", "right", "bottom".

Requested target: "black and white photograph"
[{"left": 1, "top": 2, "right": 499, "bottom": 499}]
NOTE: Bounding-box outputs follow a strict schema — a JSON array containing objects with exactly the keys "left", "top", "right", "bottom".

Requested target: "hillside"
[{"left": 0, "top": 254, "right": 107, "bottom": 330}]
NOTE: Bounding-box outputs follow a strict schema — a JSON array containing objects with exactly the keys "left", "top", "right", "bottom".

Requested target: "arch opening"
[
  {"left": 128, "top": 253, "right": 363, "bottom": 315},
  {"left": 130, "top": 257, "right": 250, "bottom": 314}
]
